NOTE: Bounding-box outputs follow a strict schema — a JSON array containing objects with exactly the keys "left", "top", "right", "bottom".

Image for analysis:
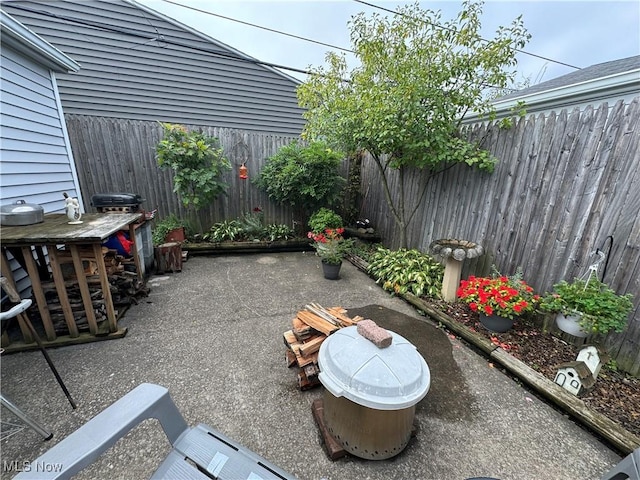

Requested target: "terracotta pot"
[{"left": 165, "top": 227, "right": 185, "bottom": 243}]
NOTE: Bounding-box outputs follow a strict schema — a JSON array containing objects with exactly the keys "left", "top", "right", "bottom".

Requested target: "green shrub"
[
  {"left": 308, "top": 208, "right": 343, "bottom": 233},
  {"left": 155, "top": 123, "right": 231, "bottom": 210},
  {"left": 254, "top": 141, "right": 345, "bottom": 223},
  {"left": 367, "top": 247, "right": 444, "bottom": 298},
  {"left": 239, "top": 210, "right": 266, "bottom": 240}
]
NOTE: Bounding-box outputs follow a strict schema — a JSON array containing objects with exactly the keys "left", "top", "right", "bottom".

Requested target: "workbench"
[{"left": 1, "top": 213, "right": 143, "bottom": 345}]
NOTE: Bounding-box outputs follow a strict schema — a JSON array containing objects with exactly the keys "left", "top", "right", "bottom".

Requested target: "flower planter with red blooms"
[
  {"left": 457, "top": 274, "right": 539, "bottom": 332},
  {"left": 308, "top": 228, "right": 355, "bottom": 279}
]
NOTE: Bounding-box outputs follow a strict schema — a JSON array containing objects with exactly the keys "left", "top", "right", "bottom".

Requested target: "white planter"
[{"left": 555, "top": 312, "right": 588, "bottom": 338}]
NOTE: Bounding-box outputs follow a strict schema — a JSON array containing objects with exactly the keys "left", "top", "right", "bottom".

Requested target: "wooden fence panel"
[
  {"left": 359, "top": 97, "right": 640, "bottom": 375},
  {"left": 65, "top": 116, "right": 301, "bottom": 232}
]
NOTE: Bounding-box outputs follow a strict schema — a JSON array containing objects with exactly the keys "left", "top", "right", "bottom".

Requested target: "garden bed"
[
  {"left": 408, "top": 293, "right": 640, "bottom": 454},
  {"left": 346, "top": 254, "right": 640, "bottom": 454}
]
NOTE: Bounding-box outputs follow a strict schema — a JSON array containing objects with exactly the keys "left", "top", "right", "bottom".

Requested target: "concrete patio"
[{"left": 0, "top": 252, "right": 623, "bottom": 480}]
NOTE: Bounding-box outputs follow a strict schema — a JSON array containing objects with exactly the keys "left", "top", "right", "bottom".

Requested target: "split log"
[
  {"left": 285, "top": 349, "right": 297, "bottom": 368},
  {"left": 284, "top": 304, "right": 360, "bottom": 391},
  {"left": 296, "top": 311, "right": 339, "bottom": 336},
  {"left": 299, "top": 334, "right": 327, "bottom": 357}
]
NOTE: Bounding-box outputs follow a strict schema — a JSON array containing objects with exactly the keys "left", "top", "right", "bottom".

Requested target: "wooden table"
[{"left": 1, "top": 213, "right": 142, "bottom": 343}]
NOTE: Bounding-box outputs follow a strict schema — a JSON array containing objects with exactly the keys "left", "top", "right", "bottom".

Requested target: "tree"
[{"left": 297, "top": 0, "right": 530, "bottom": 247}]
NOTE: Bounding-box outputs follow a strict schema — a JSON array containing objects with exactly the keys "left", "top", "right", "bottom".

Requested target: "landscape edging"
[{"left": 402, "top": 292, "right": 640, "bottom": 455}]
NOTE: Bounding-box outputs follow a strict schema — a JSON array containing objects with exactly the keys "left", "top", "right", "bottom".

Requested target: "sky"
[{"left": 135, "top": 0, "right": 640, "bottom": 86}]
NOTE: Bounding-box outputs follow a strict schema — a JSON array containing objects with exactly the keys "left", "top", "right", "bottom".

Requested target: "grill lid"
[
  {"left": 91, "top": 193, "right": 144, "bottom": 207},
  {"left": 318, "top": 325, "right": 430, "bottom": 410}
]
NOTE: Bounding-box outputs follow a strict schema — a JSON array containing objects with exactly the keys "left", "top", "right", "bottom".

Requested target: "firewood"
[
  {"left": 304, "top": 363, "right": 320, "bottom": 379},
  {"left": 283, "top": 330, "right": 298, "bottom": 348},
  {"left": 326, "top": 307, "right": 362, "bottom": 326},
  {"left": 293, "top": 329, "right": 313, "bottom": 342},
  {"left": 285, "top": 349, "right": 297, "bottom": 368},
  {"left": 299, "top": 334, "right": 327, "bottom": 357},
  {"left": 292, "top": 316, "right": 308, "bottom": 331},
  {"left": 297, "top": 310, "right": 339, "bottom": 336},
  {"left": 305, "top": 303, "right": 342, "bottom": 327},
  {"left": 297, "top": 369, "right": 321, "bottom": 391}
]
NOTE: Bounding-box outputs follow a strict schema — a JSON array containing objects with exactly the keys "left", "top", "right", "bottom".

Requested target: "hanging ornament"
[{"left": 239, "top": 163, "right": 248, "bottom": 180}]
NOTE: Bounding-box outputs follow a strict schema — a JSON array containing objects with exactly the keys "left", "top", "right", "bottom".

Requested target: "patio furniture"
[
  {"left": 600, "top": 448, "right": 640, "bottom": 480},
  {"left": 14, "top": 383, "right": 298, "bottom": 480},
  {"left": 1, "top": 278, "right": 76, "bottom": 441},
  {"left": 1, "top": 213, "right": 143, "bottom": 347}
]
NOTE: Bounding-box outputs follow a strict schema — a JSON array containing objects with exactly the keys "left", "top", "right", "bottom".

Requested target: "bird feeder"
[
  {"left": 239, "top": 163, "right": 248, "bottom": 180},
  {"left": 430, "top": 239, "right": 483, "bottom": 302}
]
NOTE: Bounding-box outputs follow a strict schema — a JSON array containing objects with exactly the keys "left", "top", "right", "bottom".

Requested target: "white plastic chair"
[{"left": 14, "top": 383, "right": 298, "bottom": 480}]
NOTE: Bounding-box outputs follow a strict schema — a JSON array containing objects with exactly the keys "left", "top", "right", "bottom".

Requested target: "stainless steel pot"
[{"left": 0, "top": 200, "right": 45, "bottom": 226}]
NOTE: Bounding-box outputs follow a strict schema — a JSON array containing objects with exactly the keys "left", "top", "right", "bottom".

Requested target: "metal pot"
[
  {"left": 0, "top": 200, "right": 45, "bottom": 226},
  {"left": 318, "top": 325, "right": 430, "bottom": 460}
]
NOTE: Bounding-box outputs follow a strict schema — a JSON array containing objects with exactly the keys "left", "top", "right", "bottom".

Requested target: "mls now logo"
[{"left": 3, "top": 461, "right": 64, "bottom": 473}]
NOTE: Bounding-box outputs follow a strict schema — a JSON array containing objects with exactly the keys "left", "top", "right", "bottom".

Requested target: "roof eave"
[
  {"left": 463, "top": 69, "right": 640, "bottom": 123},
  {"left": 0, "top": 9, "right": 80, "bottom": 73}
]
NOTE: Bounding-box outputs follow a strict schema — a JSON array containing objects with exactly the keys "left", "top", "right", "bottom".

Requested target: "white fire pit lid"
[{"left": 318, "top": 325, "right": 430, "bottom": 410}]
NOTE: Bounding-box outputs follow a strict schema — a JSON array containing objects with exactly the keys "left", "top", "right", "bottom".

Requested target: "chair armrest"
[
  {"left": 15, "top": 383, "right": 189, "bottom": 480},
  {"left": 0, "top": 299, "right": 32, "bottom": 321}
]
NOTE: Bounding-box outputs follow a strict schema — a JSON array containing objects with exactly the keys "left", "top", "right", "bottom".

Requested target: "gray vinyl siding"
[
  {"left": 0, "top": 46, "right": 78, "bottom": 212},
  {"left": 3, "top": 0, "right": 306, "bottom": 135}
]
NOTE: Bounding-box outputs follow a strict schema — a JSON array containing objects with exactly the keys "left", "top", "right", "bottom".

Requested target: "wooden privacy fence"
[
  {"left": 359, "top": 98, "right": 640, "bottom": 375},
  {"left": 65, "top": 115, "right": 302, "bottom": 232}
]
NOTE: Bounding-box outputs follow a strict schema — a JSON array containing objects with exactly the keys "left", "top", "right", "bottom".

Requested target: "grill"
[{"left": 91, "top": 193, "right": 144, "bottom": 213}]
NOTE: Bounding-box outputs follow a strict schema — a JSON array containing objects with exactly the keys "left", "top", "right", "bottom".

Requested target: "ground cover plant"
[{"left": 203, "top": 209, "right": 295, "bottom": 243}]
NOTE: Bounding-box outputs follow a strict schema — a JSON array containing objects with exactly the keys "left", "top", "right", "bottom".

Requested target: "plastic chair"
[
  {"left": 1, "top": 277, "right": 76, "bottom": 441},
  {"left": 14, "top": 383, "right": 297, "bottom": 480},
  {"left": 600, "top": 448, "right": 640, "bottom": 480}
]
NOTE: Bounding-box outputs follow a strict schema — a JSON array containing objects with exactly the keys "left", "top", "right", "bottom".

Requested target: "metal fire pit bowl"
[{"left": 318, "top": 325, "right": 430, "bottom": 460}]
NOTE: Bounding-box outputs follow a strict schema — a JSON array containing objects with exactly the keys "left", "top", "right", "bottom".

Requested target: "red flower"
[{"left": 457, "top": 274, "right": 538, "bottom": 319}]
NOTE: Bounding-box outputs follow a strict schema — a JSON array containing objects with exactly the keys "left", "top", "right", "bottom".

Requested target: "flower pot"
[
  {"left": 165, "top": 227, "right": 185, "bottom": 243},
  {"left": 478, "top": 313, "right": 515, "bottom": 333},
  {"left": 555, "top": 312, "right": 588, "bottom": 338},
  {"left": 321, "top": 260, "right": 342, "bottom": 280}
]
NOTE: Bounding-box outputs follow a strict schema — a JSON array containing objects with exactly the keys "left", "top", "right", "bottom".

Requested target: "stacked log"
[
  {"left": 283, "top": 304, "right": 363, "bottom": 390},
  {"left": 38, "top": 249, "right": 149, "bottom": 334}
]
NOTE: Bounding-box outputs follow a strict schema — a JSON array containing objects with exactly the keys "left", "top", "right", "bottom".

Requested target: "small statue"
[{"left": 63, "top": 192, "right": 82, "bottom": 224}]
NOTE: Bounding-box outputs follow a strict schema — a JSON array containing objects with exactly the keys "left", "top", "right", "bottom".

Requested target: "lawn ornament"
[
  {"left": 554, "top": 346, "right": 602, "bottom": 396},
  {"left": 63, "top": 192, "right": 82, "bottom": 224}
]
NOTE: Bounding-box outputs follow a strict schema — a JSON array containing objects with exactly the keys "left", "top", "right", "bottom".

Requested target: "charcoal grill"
[{"left": 91, "top": 193, "right": 144, "bottom": 213}]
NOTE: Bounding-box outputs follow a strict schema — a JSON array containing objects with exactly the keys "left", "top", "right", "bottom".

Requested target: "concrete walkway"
[{"left": 0, "top": 252, "right": 622, "bottom": 480}]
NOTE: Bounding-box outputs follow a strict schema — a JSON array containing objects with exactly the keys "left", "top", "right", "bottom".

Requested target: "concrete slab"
[{"left": 0, "top": 253, "right": 622, "bottom": 479}]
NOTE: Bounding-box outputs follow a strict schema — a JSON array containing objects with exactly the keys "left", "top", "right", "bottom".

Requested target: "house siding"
[
  {"left": 3, "top": 0, "right": 306, "bottom": 135},
  {"left": 0, "top": 46, "right": 79, "bottom": 212}
]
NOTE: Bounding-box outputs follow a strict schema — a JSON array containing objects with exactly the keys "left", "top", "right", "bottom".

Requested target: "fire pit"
[{"left": 318, "top": 322, "right": 430, "bottom": 460}]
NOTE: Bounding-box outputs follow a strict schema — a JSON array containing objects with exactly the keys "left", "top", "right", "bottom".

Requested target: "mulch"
[{"left": 422, "top": 298, "right": 640, "bottom": 439}]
